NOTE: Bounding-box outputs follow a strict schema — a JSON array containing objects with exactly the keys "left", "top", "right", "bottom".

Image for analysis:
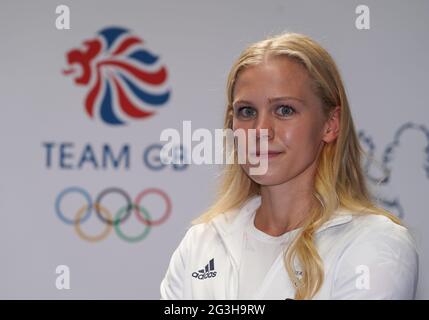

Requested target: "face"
[{"left": 232, "top": 56, "right": 338, "bottom": 186}]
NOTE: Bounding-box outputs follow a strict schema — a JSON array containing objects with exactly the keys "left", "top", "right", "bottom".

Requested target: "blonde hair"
[{"left": 191, "top": 32, "right": 401, "bottom": 299}]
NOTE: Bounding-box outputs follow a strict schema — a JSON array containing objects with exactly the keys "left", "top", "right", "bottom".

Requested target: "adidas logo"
[{"left": 191, "top": 258, "right": 217, "bottom": 280}]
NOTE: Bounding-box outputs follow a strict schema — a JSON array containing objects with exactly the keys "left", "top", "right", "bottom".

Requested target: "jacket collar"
[
  {"left": 212, "top": 195, "right": 353, "bottom": 234},
  {"left": 210, "top": 195, "right": 353, "bottom": 267}
]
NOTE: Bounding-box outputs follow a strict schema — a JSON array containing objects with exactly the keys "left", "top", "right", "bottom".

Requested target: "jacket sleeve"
[
  {"left": 330, "top": 223, "right": 419, "bottom": 299},
  {"left": 160, "top": 226, "right": 193, "bottom": 300}
]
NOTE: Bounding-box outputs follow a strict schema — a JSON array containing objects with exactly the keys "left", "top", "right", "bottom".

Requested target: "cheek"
[
  {"left": 232, "top": 121, "right": 254, "bottom": 145},
  {"left": 232, "top": 120, "right": 242, "bottom": 134},
  {"left": 278, "top": 123, "right": 322, "bottom": 151},
  {"left": 232, "top": 118, "right": 250, "bottom": 131}
]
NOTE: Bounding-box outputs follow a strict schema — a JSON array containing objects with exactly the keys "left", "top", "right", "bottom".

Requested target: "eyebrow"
[{"left": 233, "top": 96, "right": 305, "bottom": 106}]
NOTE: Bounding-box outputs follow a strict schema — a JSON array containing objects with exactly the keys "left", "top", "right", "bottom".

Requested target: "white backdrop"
[{"left": 0, "top": 0, "right": 428, "bottom": 299}]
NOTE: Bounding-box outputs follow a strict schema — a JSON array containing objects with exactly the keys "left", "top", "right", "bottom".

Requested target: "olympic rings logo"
[{"left": 55, "top": 187, "right": 172, "bottom": 243}]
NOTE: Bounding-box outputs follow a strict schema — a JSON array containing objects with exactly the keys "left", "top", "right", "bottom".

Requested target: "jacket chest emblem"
[{"left": 191, "top": 258, "right": 217, "bottom": 280}]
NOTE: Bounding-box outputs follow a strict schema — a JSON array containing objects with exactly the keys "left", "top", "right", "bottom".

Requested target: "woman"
[{"left": 160, "top": 32, "right": 419, "bottom": 299}]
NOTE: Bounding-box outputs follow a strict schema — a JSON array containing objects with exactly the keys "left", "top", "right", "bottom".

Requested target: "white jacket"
[{"left": 160, "top": 195, "right": 418, "bottom": 299}]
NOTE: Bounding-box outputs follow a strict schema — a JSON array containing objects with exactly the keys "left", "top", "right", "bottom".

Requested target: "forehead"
[{"left": 233, "top": 57, "right": 313, "bottom": 101}]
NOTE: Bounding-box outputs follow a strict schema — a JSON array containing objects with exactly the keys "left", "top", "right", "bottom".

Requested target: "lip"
[{"left": 252, "top": 151, "right": 283, "bottom": 158}]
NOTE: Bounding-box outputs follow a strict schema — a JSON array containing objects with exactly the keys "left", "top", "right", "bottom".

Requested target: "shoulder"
[
  {"left": 178, "top": 206, "right": 245, "bottom": 252},
  {"left": 332, "top": 213, "right": 419, "bottom": 265},
  {"left": 179, "top": 222, "right": 211, "bottom": 244},
  {"left": 328, "top": 213, "right": 419, "bottom": 299},
  {"left": 344, "top": 213, "right": 417, "bottom": 252},
  {"left": 180, "top": 220, "right": 220, "bottom": 248},
  {"left": 321, "top": 211, "right": 418, "bottom": 257}
]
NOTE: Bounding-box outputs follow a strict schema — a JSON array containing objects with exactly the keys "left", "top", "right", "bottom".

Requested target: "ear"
[{"left": 322, "top": 106, "right": 340, "bottom": 143}]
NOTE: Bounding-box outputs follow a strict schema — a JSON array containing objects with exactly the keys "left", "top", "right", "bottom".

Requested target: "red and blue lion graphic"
[{"left": 63, "top": 27, "right": 170, "bottom": 125}]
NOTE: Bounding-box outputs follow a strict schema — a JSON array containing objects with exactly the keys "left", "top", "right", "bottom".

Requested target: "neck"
[{"left": 254, "top": 161, "right": 318, "bottom": 237}]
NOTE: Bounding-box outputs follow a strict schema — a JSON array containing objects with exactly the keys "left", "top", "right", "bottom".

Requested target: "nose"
[{"left": 254, "top": 113, "right": 274, "bottom": 140}]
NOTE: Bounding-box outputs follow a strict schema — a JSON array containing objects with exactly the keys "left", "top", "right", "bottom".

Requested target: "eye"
[
  {"left": 275, "top": 105, "right": 295, "bottom": 117},
  {"left": 235, "top": 106, "right": 256, "bottom": 119}
]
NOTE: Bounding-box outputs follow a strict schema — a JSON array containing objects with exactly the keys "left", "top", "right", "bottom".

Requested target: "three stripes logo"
[{"left": 192, "top": 258, "right": 217, "bottom": 280}]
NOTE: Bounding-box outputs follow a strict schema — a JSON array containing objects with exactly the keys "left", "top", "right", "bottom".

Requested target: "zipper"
[
  {"left": 229, "top": 257, "right": 239, "bottom": 299},
  {"left": 226, "top": 234, "right": 244, "bottom": 299},
  {"left": 212, "top": 222, "right": 244, "bottom": 299},
  {"left": 233, "top": 232, "right": 247, "bottom": 299}
]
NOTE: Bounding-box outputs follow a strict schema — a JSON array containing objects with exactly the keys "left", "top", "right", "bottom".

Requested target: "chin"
[{"left": 246, "top": 169, "right": 288, "bottom": 186}]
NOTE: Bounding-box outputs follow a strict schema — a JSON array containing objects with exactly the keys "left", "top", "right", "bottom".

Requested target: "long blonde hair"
[{"left": 191, "top": 32, "right": 401, "bottom": 299}]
